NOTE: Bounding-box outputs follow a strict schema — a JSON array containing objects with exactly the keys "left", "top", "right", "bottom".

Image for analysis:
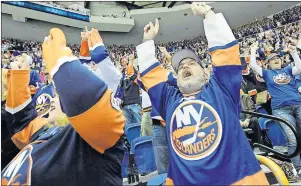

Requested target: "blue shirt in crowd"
[{"left": 263, "top": 66, "right": 301, "bottom": 110}]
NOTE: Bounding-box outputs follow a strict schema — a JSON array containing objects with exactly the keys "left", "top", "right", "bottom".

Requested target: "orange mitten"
[
  {"left": 87, "top": 28, "right": 104, "bottom": 48},
  {"left": 42, "top": 28, "right": 73, "bottom": 75}
]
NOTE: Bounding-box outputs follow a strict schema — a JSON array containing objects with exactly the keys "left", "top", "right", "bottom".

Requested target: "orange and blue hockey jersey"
[
  {"left": 137, "top": 71, "right": 177, "bottom": 124},
  {"left": 2, "top": 51, "right": 125, "bottom": 185},
  {"left": 136, "top": 13, "right": 268, "bottom": 185},
  {"left": 31, "top": 82, "right": 56, "bottom": 117},
  {"left": 79, "top": 40, "right": 121, "bottom": 94}
]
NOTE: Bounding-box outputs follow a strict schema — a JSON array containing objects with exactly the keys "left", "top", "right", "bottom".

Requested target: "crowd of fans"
[
  {"left": 2, "top": 3, "right": 301, "bottom": 183},
  {"left": 233, "top": 4, "right": 301, "bottom": 39}
]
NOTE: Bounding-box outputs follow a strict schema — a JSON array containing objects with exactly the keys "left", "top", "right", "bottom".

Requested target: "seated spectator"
[{"left": 240, "top": 89, "right": 263, "bottom": 144}]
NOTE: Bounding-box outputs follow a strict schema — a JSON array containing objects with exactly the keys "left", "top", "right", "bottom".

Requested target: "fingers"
[
  {"left": 86, "top": 28, "right": 92, "bottom": 47},
  {"left": 43, "top": 36, "right": 49, "bottom": 45},
  {"left": 90, "top": 28, "right": 103, "bottom": 46},
  {"left": 155, "top": 18, "right": 160, "bottom": 32},
  {"left": 149, "top": 21, "right": 154, "bottom": 31},
  {"left": 144, "top": 24, "right": 150, "bottom": 33},
  {"left": 91, "top": 29, "right": 99, "bottom": 42},
  {"left": 87, "top": 34, "right": 92, "bottom": 48},
  {"left": 49, "top": 28, "right": 67, "bottom": 47}
]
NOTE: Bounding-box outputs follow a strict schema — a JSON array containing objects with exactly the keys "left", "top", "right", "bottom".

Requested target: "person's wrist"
[
  {"left": 143, "top": 37, "right": 155, "bottom": 43},
  {"left": 204, "top": 9, "right": 215, "bottom": 19}
]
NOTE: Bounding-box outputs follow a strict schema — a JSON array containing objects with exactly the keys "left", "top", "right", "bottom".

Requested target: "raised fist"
[
  {"left": 143, "top": 18, "right": 159, "bottom": 41},
  {"left": 10, "top": 53, "right": 31, "bottom": 70},
  {"left": 191, "top": 2, "right": 213, "bottom": 17},
  {"left": 42, "top": 28, "right": 73, "bottom": 75},
  {"left": 86, "top": 27, "right": 104, "bottom": 48}
]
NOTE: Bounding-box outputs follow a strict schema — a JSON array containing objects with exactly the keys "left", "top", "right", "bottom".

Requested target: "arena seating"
[
  {"left": 125, "top": 123, "right": 141, "bottom": 145},
  {"left": 131, "top": 136, "right": 157, "bottom": 175},
  {"left": 146, "top": 173, "right": 167, "bottom": 186},
  {"left": 258, "top": 118, "right": 287, "bottom": 147}
]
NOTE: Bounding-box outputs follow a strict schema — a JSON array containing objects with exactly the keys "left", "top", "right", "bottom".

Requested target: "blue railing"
[{"left": 2, "top": 1, "right": 90, "bottom": 22}]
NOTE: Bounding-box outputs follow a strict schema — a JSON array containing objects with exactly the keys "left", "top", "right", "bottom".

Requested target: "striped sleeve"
[
  {"left": 5, "top": 70, "right": 47, "bottom": 148},
  {"left": 89, "top": 43, "right": 122, "bottom": 94},
  {"left": 52, "top": 57, "right": 125, "bottom": 154},
  {"left": 136, "top": 41, "right": 181, "bottom": 121},
  {"left": 204, "top": 13, "right": 242, "bottom": 105}
]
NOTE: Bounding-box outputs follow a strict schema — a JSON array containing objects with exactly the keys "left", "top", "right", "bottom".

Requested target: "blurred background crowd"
[{"left": 2, "top": 4, "right": 300, "bottom": 74}]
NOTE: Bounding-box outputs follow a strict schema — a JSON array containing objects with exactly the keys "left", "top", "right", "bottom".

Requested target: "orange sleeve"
[
  {"left": 79, "top": 40, "right": 91, "bottom": 59},
  {"left": 68, "top": 90, "right": 125, "bottom": 153},
  {"left": 6, "top": 70, "right": 47, "bottom": 148},
  {"left": 12, "top": 118, "right": 48, "bottom": 149},
  {"left": 6, "top": 70, "right": 31, "bottom": 112}
]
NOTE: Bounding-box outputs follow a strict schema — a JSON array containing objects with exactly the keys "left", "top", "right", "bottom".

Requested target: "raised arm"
[
  {"left": 249, "top": 41, "right": 263, "bottom": 77},
  {"left": 159, "top": 46, "right": 172, "bottom": 63},
  {"left": 79, "top": 28, "right": 122, "bottom": 94},
  {"left": 79, "top": 35, "right": 92, "bottom": 64},
  {"left": 5, "top": 60, "right": 47, "bottom": 149},
  {"left": 194, "top": 3, "right": 242, "bottom": 105},
  {"left": 136, "top": 19, "right": 180, "bottom": 120},
  {"left": 289, "top": 45, "right": 301, "bottom": 75},
  {"left": 87, "top": 29, "right": 122, "bottom": 94},
  {"left": 42, "top": 28, "right": 124, "bottom": 154}
]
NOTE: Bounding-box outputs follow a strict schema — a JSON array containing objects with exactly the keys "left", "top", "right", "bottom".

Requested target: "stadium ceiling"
[{"left": 116, "top": 1, "right": 192, "bottom": 10}]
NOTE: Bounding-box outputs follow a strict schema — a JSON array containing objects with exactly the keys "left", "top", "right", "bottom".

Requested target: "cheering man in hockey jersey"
[
  {"left": 2, "top": 28, "right": 125, "bottom": 185},
  {"left": 136, "top": 2, "right": 269, "bottom": 185}
]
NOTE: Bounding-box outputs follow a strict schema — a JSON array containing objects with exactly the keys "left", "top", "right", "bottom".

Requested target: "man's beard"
[{"left": 178, "top": 76, "right": 205, "bottom": 95}]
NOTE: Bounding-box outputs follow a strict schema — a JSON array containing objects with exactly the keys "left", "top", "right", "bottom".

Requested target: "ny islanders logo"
[
  {"left": 170, "top": 100, "right": 222, "bottom": 160},
  {"left": 35, "top": 93, "right": 53, "bottom": 117},
  {"left": 273, "top": 73, "right": 291, "bottom": 84},
  {"left": 2, "top": 145, "right": 33, "bottom": 185}
]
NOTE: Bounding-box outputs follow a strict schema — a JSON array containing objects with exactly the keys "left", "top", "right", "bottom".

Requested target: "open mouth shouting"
[{"left": 183, "top": 70, "right": 193, "bottom": 79}]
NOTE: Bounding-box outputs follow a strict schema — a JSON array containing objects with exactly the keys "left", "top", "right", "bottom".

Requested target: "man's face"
[
  {"left": 269, "top": 56, "right": 282, "bottom": 70},
  {"left": 177, "top": 58, "right": 206, "bottom": 95}
]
